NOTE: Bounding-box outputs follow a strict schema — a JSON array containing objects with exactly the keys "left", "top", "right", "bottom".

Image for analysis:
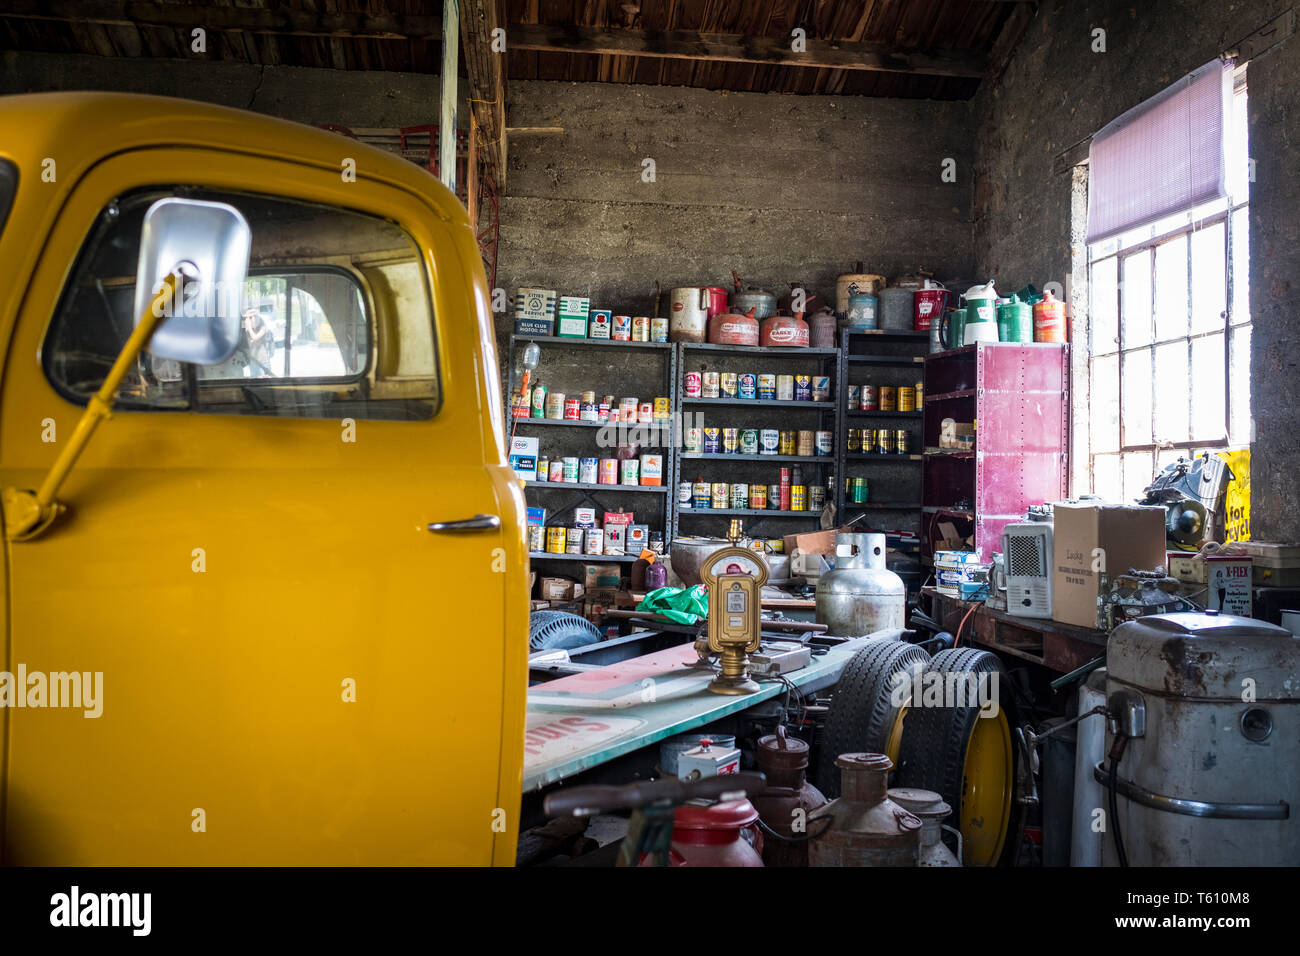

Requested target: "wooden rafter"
[
  {"left": 0, "top": 1, "right": 444, "bottom": 39},
  {"left": 507, "top": 22, "right": 988, "bottom": 78}
]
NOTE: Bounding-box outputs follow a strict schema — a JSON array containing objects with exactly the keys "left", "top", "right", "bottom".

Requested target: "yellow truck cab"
[{"left": 0, "top": 92, "right": 529, "bottom": 865}]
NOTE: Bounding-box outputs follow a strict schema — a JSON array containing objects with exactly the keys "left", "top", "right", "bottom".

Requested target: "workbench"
[
  {"left": 920, "top": 586, "right": 1108, "bottom": 674},
  {"left": 522, "top": 635, "right": 873, "bottom": 791}
]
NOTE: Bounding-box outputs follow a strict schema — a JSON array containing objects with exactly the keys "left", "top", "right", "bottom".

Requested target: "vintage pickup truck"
[{"left": 0, "top": 92, "right": 529, "bottom": 865}]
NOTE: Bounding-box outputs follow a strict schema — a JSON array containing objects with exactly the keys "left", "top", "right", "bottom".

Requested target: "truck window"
[{"left": 42, "top": 187, "right": 440, "bottom": 421}]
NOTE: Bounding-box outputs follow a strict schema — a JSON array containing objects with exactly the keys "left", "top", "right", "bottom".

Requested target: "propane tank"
[
  {"left": 815, "top": 533, "right": 906, "bottom": 636},
  {"left": 760, "top": 310, "right": 810, "bottom": 348},
  {"left": 809, "top": 307, "right": 839, "bottom": 349},
  {"left": 750, "top": 726, "right": 827, "bottom": 867},
  {"left": 888, "top": 788, "right": 961, "bottom": 866},
  {"left": 708, "top": 306, "right": 760, "bottom": 346},
  {"left": 1033, "top": 288, "right": 1067, "bottom": 342},
  {"left": 809, "top": 754, "right": 921, "bottom": 866}
]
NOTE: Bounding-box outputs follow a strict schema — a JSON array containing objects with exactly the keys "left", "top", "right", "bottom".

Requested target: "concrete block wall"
[
  {"left": 497, "top": 80, "right": 975, "bottom": 348},
  {"left": 972, "top": 0, "right": 1300, "bottom": 542}
]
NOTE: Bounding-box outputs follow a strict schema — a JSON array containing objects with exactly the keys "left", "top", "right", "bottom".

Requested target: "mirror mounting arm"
[{"left": 3, "top": 273, "right": 180, "bottom": 542}]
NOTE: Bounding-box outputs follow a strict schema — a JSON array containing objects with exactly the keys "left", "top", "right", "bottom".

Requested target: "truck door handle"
[{"left": 427, "top": 514, "right": 501, "bottom": 533}]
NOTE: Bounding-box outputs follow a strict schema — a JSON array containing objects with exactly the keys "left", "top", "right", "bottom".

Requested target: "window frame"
[
  {"left": 1086, "top": 80, "right": 1250, "bottom": 499},
  {"left": 40, "top": 183, "right": 441, "bottom": 422},
  {"left": 196, "top": 263, "right": 375, "bottom": 390}
]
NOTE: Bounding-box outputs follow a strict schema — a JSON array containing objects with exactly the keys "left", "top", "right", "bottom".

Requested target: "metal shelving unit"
[
  {"left": 836, "top": 328, "right": 930, "bottom": 531},
  {"left": 507, "top": 334, "right": 678, "bottom": 568},
  {"left": 671, "top": 341, "right": 840, "bottom": 541}
]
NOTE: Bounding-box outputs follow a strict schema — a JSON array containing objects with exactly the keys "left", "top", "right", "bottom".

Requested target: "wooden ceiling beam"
[
  {"left": 0, "top": 1, "right": 443, "bottom": 40},
  {"left": 506, "top": 22, "right": 987, "bottom": 78},
  {"left": 461, "top": 0, "right": 508, "bottom": 194}
]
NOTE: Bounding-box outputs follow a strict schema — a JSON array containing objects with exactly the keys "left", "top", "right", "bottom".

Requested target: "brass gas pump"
[{"left": 699, "top": 546, "right": 769, "bottom": 695}]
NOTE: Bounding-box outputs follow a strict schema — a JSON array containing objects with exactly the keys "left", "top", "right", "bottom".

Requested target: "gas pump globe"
[{"left": 699, "top": 546, "right": 770, "bottom": 695}]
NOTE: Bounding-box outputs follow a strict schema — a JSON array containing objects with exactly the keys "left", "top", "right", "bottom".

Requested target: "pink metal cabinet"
[{"left": 922, "top": 342, "right": 1069, "bottom": 562}]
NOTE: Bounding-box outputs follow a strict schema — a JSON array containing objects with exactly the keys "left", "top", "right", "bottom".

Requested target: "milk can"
[
  {"left": 888, "top": 788, "right": 961, "bottom": 866},
  {"left": 750, "top": 726, "right": 827, "bottom": 867},
  {"left": 809, "top": 754, "right": 921, "bottom": 867}
]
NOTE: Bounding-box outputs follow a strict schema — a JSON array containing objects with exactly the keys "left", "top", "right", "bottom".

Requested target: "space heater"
[{"left": 1002, "top": 522, "right": 1054, "bottom": 619}]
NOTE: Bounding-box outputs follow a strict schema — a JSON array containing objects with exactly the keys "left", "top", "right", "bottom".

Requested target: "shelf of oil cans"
[
  {"left": 836, "top": 329, "right": 929, "bottom": 526},
  {"left": 669, "top": 342, "right": 840, "bottom": 539},
  {"left": 507, "top": 334, "right": 679, "bottom": 566}
]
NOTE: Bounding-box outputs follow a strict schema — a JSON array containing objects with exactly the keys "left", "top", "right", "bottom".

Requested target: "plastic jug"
[{"left": 962, "top": 281, "right": 999, "bottom": 345}]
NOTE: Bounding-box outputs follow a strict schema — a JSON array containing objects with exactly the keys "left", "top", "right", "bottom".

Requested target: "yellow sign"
[{"left": 1218, "top": 448, "right": 1251, "bottom": 542}]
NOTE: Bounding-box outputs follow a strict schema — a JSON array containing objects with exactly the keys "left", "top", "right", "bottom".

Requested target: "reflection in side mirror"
[{"left": 132, "top": 197, "right": 251, "bottom": 365}]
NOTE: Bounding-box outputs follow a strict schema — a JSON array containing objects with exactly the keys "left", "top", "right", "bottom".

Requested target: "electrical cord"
[{"left": 1107, "top": 734, "right": 1130, "bottom": 868}]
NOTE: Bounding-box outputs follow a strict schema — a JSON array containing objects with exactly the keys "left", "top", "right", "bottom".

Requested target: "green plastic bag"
[{"left": 637, "top": 585, "right": 709, "bottom": 625}]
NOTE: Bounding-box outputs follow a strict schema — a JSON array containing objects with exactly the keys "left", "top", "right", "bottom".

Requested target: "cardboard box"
[
  {"left": 1052, "top": 502, "right": 1168, "bottom": 628},
  {"left": 939, "top": 420, "right": 976, "bottom": 450},
  {"left": 582, "top": 563, "right": 623, "bottom": 589},
  {"left": 783, "top": 526, "right": 851, "bottom": 558},
  {"left": 539, "top": 577, "right": 584, "bottom": 602},
  {"left": 1240, "top": 541, "right": 1300, "bottom": 587},
  {"left": 530, "top": 599, "right": 549, "bottom": 612}
]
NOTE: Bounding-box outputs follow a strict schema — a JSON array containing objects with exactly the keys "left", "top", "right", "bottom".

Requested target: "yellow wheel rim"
[
  {"left": 885, "top": 699, "right": 909, "bottom": 765},
  {"left": 959, "top": 707, "right": 1013, "bottom": 866}
]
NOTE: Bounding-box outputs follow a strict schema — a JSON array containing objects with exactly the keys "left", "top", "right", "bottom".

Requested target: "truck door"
[{"left": 0, "top": 148, "right": 526, "bottom": 864}]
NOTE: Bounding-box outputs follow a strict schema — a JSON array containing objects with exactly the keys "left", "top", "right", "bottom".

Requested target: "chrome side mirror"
[{"left": 132, "top": 197, "right": 251, "bottom": 365}]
